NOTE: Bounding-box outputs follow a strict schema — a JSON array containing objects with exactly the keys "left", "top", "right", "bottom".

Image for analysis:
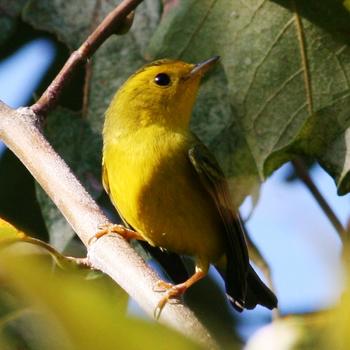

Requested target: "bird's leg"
[
  {"left": 89, "top": 223, "right": 145, "bottom": 245},
  {"left": 154, "top": 262, "right": 208, "bottom": 319}
]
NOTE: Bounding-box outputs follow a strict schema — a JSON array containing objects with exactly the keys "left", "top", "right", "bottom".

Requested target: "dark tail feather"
[
  {"left": 217, "top": 264, "right": 277, "bottom": 311},
  {"left": 244, "top": 265, "right": 277, "bottom": 310}
]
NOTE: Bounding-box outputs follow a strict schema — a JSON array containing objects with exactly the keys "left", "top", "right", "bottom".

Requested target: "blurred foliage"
[
  {"left": 245, "top": 258, "right": 350, "bottom": 350},
  {"left": 345, "top": 0, "right": 350, "bottom": 12},
  {"left": 0, "top": 218, "right": 200, "bottom": 350},
  {"left": 245, "top": 312, "right": 334, "bottom": 350}
]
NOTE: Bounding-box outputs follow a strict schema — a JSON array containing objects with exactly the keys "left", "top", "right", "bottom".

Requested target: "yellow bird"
[{"left": 101, "top": 56, "right": 277, "bottom": 315}]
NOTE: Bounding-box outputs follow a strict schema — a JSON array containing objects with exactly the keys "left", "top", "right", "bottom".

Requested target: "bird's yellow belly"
[{"left": 104, "top": 135, "right": 225, "bottom": 263}]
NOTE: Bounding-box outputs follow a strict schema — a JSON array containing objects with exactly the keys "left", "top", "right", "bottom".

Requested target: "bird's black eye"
[{"left": 154, "top": 73, "right": 171, "bottom": 86}]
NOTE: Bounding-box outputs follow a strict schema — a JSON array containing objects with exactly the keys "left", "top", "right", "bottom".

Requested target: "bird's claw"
[
  {"left": 153, "top": 282, "right": 186, "bottom": 319},
  {"left": 153, "top": 280, "right": 173, "bottom": 292},
  {"left": 88, "top": 224, "right": 135, "bottom": 246}
]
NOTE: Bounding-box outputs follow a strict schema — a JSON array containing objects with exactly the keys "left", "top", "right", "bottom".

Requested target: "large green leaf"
[
  {"left": 23, "top": 0, "right": 161, "bottom": 133},
  {"left": 147, "top": 0, "right": 350, "bottom": 196},
  {"left": 86, "top": 0, "right": 161, "bottom": 133},
  {"left": 191, "top": 66, "right": 260, "bottom": 206},
  {"left": 23, "top": 0, "right": 97, "bottom": 50}
]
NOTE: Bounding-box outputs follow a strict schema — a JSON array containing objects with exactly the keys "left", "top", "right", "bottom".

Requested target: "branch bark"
[{"left": 0, "top": 102, "right": 217, "bottom": 349}]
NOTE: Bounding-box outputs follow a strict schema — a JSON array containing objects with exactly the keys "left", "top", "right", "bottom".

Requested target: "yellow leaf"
[
  {"left": 0, "top": 218, "right": 26, "bottom": 240},
  {"left": 344, "top": 0, "right": 350, "bottom": 12}
]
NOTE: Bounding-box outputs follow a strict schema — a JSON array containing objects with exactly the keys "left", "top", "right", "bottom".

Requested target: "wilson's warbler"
[{"left": 100, "top": 56, "right": 277, "bottom": 316}]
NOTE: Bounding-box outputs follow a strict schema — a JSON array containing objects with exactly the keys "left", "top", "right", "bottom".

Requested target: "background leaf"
[
  {"left": 147, "top": 0, "right": 350, "bottom": 198},
  {"left": 86, "top": 0, "right": 161, "bottom": 133},
  {"left": 23, "top": 0, "right": 161, "bottom": 132}
]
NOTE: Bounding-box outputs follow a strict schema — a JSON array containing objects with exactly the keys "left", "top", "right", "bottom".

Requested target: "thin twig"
[
  {"left": 82, "top": 0, "right": 102, "bottom": 118},
  {"left": 292, "top": 158, "right": 346, "bottom": 239},
  {"left": 31, "top": 0, "right": 143, "bottom": 117}
]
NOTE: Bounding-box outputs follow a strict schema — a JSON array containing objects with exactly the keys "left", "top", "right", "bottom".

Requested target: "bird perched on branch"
[{"left": 99, "top": 56, "right": 277, "bottom": 316}]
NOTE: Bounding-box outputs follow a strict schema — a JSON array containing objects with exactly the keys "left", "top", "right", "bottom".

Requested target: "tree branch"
[
  {"left": 31, "top": 0, "right": 142, "bottom": 117},
  {"left": 0, "top": 101, "right": 217, "bottom": 349},
  {"left": 292, "top": 158, "right": 346, "bottom": 239}
]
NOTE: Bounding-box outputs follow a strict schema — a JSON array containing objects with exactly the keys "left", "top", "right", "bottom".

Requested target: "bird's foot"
[
  {"left": 153, "top": 281, "right": 187, "bottom": 319},
  {"left": 153, "top": 280, "right": 174, "bottom": 292},
  {"left": 88, "top": 223, "right": 143, "bottom": 245}
]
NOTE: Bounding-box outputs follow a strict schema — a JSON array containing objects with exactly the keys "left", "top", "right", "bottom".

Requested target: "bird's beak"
[{"left": 184, "top": 56, "right": 220, "bottom": 79}]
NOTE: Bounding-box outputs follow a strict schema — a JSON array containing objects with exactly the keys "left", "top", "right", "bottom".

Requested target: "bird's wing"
[
  {"left": 188, "top": 142, "right": 249, "bottom": 309},
  {"left": 102, "top": 162, "right": 189, "bottom": 283}
]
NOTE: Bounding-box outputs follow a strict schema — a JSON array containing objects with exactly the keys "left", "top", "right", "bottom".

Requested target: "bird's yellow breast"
[{"left": 103, "top": 125, "right": 224, "bottom": 262}]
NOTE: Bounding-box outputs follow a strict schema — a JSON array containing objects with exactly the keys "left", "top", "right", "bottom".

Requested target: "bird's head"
[{"left": 105, "top": 56, "right": 219, "bottom": 133}]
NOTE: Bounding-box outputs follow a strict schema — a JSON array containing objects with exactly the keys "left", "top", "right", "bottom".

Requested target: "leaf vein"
[
  {"left": 178, "top": 0, "right": 218, "bottom": 58},
  {"left": 292, "top": 0, "right": 313, "bottom": 115},
  {"left": 336, "top": 45, "right": 347, "bottom": 56},
  {"left": 270, "top": 102, "right": 307, "bottom": 152},
  {"left": 334, "top": 52, "right": 350, "bottom": 90},
  {"left": 231, "top": 0, "right": 267, "bottom": 47},
  {"left": 252, "top": 68, "right": 303, "bottom": 129},
  {"left": 242, "top": 16, "right": 294, "bottom": 108}
]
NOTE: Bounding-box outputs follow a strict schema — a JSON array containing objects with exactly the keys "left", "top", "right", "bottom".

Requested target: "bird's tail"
[{"left": 216, "top": 264, "right": 278, "bottom": 311}]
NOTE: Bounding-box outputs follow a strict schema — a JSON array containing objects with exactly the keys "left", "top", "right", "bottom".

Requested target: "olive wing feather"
[{"left": 188, "top": 143, "right": 249, "bottom": 309}]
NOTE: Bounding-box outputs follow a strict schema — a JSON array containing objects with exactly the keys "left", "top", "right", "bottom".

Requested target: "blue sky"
[
  {"left": 1, "top": 38, "right": 348, "bottom": 339},
  {"left": 0, "top": 38, "right": 55, "bottom": 155}
]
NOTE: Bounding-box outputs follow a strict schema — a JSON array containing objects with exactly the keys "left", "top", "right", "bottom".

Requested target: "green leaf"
[
  {"left": 86, "top": 0, "right": 161, "bottom": 133},
  {"left": 345, "top": 0, "right": 350, "bottom": 12},
  {"left": 191, "top": 65, "right": 260, "bottom": 206},
  {"left": 23, "top": 0, "right": 97, "bottom": 50},
  {"left": 0, "top": 0, "right": 28, "bottom": 45},
  {"left": 23, "top": 0, "right": 161, "bottom": 132},
  {"left": 36, "top": 108, "right": 102, "bottom": 251},
  {"left": 147, "top": 0, "right": 350, "bottom": 196},
  {"left": 0, "top": 16, "right": 14, "bottom": 46}
]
